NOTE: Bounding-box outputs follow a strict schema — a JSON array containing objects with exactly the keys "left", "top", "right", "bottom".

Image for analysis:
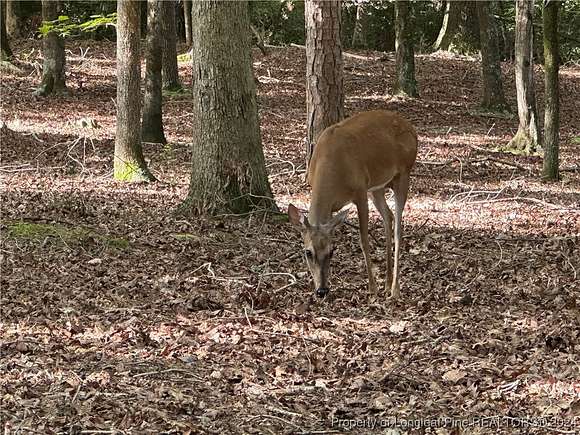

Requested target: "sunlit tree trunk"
[
  {"left": 1, "top": 1, "right": 14, "bottom": 60},
  {"left": 142, "top": 0, "right": 166, "bottom": 144},
  {"left": 162, "top": 0, "right": 181, "bottom": 91},
  {"left": 542, "top": 0, "right": 559, "bottom": 180},
  {"left": 35, "top": 0, "right": 67, "bottom": 96},
  {"left": 183, "top": 0, "right": 192, "bottom": 46},
  {"left": 184, "top": 0, "right": 275, "bottom": 215},
  {"left": 115, "top": 0, "right": 155, "bottom": 182},
  {"left": 351, "top": 3, "right": 367, "bottom": 48},
  {"left": 305, "top": 0, "right": 344, "bottom": 166},
  {"left": 508, "top": 0, "right": 540, "bottom": 154},
  {"left": 433, "top": 0, "right": 460, "bottom": 51},
  {"left": 477, "top": 0, "right": 508, "bottom": 112},
  {"left": 394, "top": 0, "right": 418, "bottom": 97}
]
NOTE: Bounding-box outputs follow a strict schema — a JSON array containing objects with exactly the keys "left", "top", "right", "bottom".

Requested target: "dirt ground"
[{"left": 1, "top": 40, "right": 579, "bottom": 434}]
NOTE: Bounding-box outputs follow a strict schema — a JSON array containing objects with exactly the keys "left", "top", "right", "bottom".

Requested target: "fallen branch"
[
  {"left": 289, "top": 43, "right": 378, "bottom": 61},
  {"left": 466, "top": 196, "right": 576, "bottom": 210}
]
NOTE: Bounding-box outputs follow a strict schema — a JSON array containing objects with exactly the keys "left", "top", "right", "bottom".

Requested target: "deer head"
[{"left": 288, "top": 204, "right": 347, "bottom": 298}]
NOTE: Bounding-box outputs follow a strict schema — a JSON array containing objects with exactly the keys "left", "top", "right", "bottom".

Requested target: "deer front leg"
[
  {"left": 355, "top": 197, "right": 377, "bottom": 295},
  {"left": 370, "top": 189, "right": 394, "bottom": 291}
]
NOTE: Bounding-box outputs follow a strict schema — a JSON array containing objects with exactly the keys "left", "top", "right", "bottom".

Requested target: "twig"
[
  {"left": 466, "top": 196, "right": 575, "bottom": 210},
  {"left": 132, "top": 368, "right": 203, "bottom": 380}
]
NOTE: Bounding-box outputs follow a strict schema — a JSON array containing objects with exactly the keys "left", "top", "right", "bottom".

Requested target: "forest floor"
[{"left": 1, "top": 41, "right": 579, "bottom": 434}]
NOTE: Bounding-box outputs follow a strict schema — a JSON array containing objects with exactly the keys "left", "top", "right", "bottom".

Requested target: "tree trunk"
[
  {"left": 351, "top": 3, "right": 367, "bottom": 48},
  {"left": 542, "top": 0, "right": 559, "bottom": 180},
  {"left": 394, "top": 0, "right": 418, "bottom": 97},
  {"left": 433, "top": 0, "right": 461, "bottom": 51},
  {"left": 142, "top": 0, "right": 166, "bottom": 145},
  {"left": 162, "top": 0, "right": 181, "bottom": 91},
  {"left": 183, "top": 0, "right": 191, "bottom": 46},
  {"left": 508, "top": 0, "right": 540, "bottom": 154},
  {"left": 5, "top": 0, "right": 20, "bottom": 39},
  {"left": 477, "top": 0, "right": 508, "bottom": 112},
  {"left": 35, "top": 0, "right": 66, "bottom": 96},
  {"left": 1, "top": 1, "right": 14, "bottom": 60},
  {"left": 305, "top": 0, "right": 344, "bottom": 167},
  {"left": 115, "top": 0, "right": 155, "bottom": 182},
  {"left": 184, "top": 0, "right": 275, "bottom": 215}
]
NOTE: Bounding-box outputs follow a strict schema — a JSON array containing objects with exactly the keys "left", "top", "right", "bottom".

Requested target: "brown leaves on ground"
[{"left": 1, "top": 41, "right": 579, "bottom": 434}]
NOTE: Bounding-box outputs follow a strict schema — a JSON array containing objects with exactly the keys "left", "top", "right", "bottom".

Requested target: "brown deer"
[{"left": 288, "top": 110, "right": 417, "bottom": 299}]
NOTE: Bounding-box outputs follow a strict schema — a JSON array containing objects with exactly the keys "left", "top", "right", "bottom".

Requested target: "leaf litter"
[{"left": 1, "top": 41, "right": 579, "bottom": 434}]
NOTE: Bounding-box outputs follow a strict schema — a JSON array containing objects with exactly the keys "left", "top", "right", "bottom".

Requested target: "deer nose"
[{"left": 316, "top": 287, "right": 329, "bottom": 298}]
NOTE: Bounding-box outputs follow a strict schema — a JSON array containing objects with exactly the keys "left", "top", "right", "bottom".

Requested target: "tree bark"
[
  {"left": 433, "top": 0, "right": 461, "bottom": 51},
  {"left": 162, "top": 0, "right": 181, "bottom": 91},
  {"left": 508, "top": 0, "right": 540, "bottom": 154},
  {"left": 351, "top": 3, "right": 367, "bottom": 48},
  {"left": 394, "top": 0, "right": 418, "bottom": 97},
  {"left": 142, "top": 0, "right": 166, "bottom": 145},
  {"left": 183, "top": 0, "right": 191, "bottom": 46},
  {"left": 1, "top": 1, "right": 14, "bottom": 60},
  {"left": 35, "top": 0, "right": 66, "bottom": 96},
  {"left": 5, "top": 0, "right": 20, "bottom": 39},
  {"left": 305, "top": 0, "right": 344, "bottom": 166},
  {"left": 542, "top": 0, "right": 559, "bottom": 180},
  {"left": 477, "top": 0, "right": 508, "bottom": 112},
  {"left": 185, "top": 0, "right": 275, "bottom": 215},
  {"left": 115, "top": 0, "right": 155, "bottom": 182}
]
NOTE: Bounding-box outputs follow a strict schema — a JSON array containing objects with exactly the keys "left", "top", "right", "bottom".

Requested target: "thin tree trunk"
[
  {"left": 35, "top": 0, "right": 66, "bottom": 96},
  {"left": 351, "top": 3, "right": 367, "bottom": 48},
  {"left": 477, "top": 0, "right": 508, "bottom": 112},
  {"left": 542, "top": 0, "right": 559, "bottom": 180},
  {"left": 305, "top": 0, "right": 344, "bottom": 167},
  {"left": 162, "top": 0, "right": 181, "bottom": 91},
  {"left": 508, "top": 0, "right": 540, "bottom": 154},
  {"left": 394, "top": 0, "right": 418, "bottom": 97},
  {"left": 5, "top": 0, "right": 20, "bottom": 39},
  {"left": 183, "top": 0, "right": 191, "bottom": 46},
  {"left": 433, "top": 0, "right": 461, "bottom": 51},
  {"left": 185, "top": 0, "right": 275, "bottom": 215},
  {"left": 115, "top": 0, "right": 155, "bottom": 182},
  {"left": 1, "top": 1, "right": 14, "bottom": 60},
  {"left": 142, "top": 0, "right": 166, "bottom": 144}
]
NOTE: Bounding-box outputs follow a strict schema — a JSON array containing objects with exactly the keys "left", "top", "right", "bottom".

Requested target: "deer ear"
[
  {"left": 288, "top": 204, "right": 310, "bottom": 229},
  {"left": 327, "top": 208, "right": 348, "bottom": 230}
]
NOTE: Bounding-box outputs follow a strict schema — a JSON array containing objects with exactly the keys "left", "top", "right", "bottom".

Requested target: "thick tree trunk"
[
  {"left": 351, "top": 3, "right": 367, "bottom": 48},
  {"left": 35, "top": 0, "right": 66, "bottom": 96},
  {"left": 1, "top": 1, "right": 14, "bottom": 60},
  {"left": 305, "top": 0, "right": 344, "bottom": 166},
  {"left": 5, "top": 0, "right": 20, "bottom": 39},
  {"left": 162, "top": 0, "right": 181, "bottom": 91},
  {"left": 433, "top": 0, "right": 461, "bottom": 51},
  {"left": 542, "top": 1, "right": 559, "bottom": 180},
  {"left": 394, "top": 0, "right": 418, "bottom": 97},
  {"left": 477, "top": 0, "right": 508, "bottom": 112},
  {"left": 142, "top": 0, "right": 166, "bottom": 145},
  {"left": 185, "top": 0, "right": 275, "bottom": 215},
  {"left": 508, "top": 0, "right": 540, "bottom": 154},
  {"left": 115, "top": 0, "right": 155, "bottom": 182},
  {"left": 183, "top": 0, "right": 191, "bottom": 46}
]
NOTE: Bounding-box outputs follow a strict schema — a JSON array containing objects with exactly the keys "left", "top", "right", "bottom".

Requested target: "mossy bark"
[
  {"left": 433, "top": 0, "right": 461, "bottom": 51},
  {"left": 35, "top": 0, "right": 67, "bottom": 96},
  {"left": 507, "top": 0, "right": 540, "bottom": 155},
  {"left": 305, "top": 0, "right": 344, "bottom": 166},
  {"left": 184, "top": 0, "right": 275, "bottom": 215},
  {"left": 142, "top": 0, "right": 166, "bottom": 145},
  {"left": 393, "top": 0, "right": 418, "bottom": 97},
  {"left": 162, "top": 0, "right": 181, "bottom": 91},
  {"left": 1, "top": 1, "right": 14, "bottom": 60},
  {"left": 115, "top": 0, "right": 155, "bottom": 183},
  {"left": 5, "top": 0, "right": 21, "bottom": 38},
  {"left": 542, "top": 1, "right": 559, "bottom": 181},
  {"left": 351, "top": 3, "right": 367, "bottom": 48},
  {"left": 183, "top": 0, "right": 192, "bottom": 46},
  {"left": 477, "top": 0, "right": 509, "bottom": 112}
]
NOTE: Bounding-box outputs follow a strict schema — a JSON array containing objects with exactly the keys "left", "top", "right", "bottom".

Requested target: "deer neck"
[{"left": 308, "top": 194, "right": 334, "bottom": 227}]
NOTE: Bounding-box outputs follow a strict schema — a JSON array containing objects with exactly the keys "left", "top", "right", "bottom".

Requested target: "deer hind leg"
[
  {"left": 355, "top": 196, "right": 377, "bottom": 295},
  {"left": 370, "top": 189, "right": 394, "bottom": 291},
  {"left": 391, "top": 174, "right": 410, "bottom": 300}
]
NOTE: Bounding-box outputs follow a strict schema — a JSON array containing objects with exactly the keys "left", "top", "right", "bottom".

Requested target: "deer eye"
[{"left": 304, "top": 249, "right": 313, "bottom": 260}]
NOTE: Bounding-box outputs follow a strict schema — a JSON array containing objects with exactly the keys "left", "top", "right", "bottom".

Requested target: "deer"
[{"left": 288, "top": 110, "right": 417, "bottom": 300}]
